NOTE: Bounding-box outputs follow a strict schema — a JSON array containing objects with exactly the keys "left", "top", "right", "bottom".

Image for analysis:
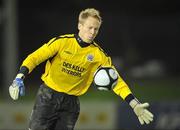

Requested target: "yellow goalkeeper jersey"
[{"left": 21, "top": 34, "right": 132, "bottom": 99}]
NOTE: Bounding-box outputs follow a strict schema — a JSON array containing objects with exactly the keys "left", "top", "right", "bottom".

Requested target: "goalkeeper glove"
[
  {"left": 129, "top": 99, "right": 154, "bottom": 125},
  {"left": 9, "top": 73, "right": 25, "bottom": 100}
]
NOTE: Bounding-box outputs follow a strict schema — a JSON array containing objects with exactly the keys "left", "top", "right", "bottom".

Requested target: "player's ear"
[{"left": 78, "top": 23, "right": 82, "bottom": 30}]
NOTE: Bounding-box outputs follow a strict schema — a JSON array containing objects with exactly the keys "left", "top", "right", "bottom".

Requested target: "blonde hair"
[{"left": 78, "top": 8, "right": 102, "bottom": 25}]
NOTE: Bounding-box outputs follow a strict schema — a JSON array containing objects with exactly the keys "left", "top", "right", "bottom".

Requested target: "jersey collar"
[{"left": 75, "top": 34, "right": 92, "bottom": 48}]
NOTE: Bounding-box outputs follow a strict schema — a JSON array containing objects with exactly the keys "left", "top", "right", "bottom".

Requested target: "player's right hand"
[{"left": 9, "top": 74, "right": 25, "bottom": 100}]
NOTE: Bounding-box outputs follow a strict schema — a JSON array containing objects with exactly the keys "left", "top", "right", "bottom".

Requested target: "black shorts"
[{"left": 29, "top": 84, "right": 80, "bottom": 130}]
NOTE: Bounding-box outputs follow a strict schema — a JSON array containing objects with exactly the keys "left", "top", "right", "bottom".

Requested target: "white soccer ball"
[{"left": 93, "top": 67, "right": 118, "bottom": 91}]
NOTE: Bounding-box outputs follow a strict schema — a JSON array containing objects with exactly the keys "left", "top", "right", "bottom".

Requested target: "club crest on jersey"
[{"left": 87, "top": 54, "right": 94, "bottom": 62}]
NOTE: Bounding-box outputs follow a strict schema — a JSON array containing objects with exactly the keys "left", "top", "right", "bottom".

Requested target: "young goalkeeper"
[{"left": 9, "top": 8, "right": 154, "bottom": 130}]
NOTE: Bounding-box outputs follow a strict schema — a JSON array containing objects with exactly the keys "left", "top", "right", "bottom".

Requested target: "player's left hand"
[{"left": 130, "top": 99, "right": 154, "bottom": 125}]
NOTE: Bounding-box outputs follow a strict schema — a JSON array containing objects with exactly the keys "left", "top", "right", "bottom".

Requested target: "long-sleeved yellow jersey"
[{"left": 21, "top": 34, "right": 132, "bottom": 99}]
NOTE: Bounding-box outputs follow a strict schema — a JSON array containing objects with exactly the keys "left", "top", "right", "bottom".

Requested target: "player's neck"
[{"left": 75, "top": 34, "right": 92, "bottom": 47}]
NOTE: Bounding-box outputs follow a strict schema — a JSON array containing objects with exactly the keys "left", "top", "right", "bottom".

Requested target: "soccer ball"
[{"left": 93, "top": 67, "right": 118, "bottom": 91}]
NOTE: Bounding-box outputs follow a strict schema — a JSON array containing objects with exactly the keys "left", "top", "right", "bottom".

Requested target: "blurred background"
[{"left": 0, "top": 0, "right": 180, "bottom": 130}]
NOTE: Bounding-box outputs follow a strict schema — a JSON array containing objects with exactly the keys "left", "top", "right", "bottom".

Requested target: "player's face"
[{"left": 78, "top": 16, "right": 101, "bottom": 43}]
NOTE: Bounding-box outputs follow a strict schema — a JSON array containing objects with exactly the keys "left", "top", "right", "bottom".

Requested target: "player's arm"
[
  {"left": 124, "top": 93, "right": 154, "bottom": 125},
  {"left": 9, "top": 37, "right": 62, "bottom": 100},
  {"left": 112, "top": 75, "right": 154, "bottom": 125},
  {"left": 112, "top": 72, "right": 154, "bottom": 125},
  {"left": 101, "top": 55, "right": 154, "bottom": 125},
  {"left": 21, "top": 37, "right": 61, "bottom": 73}
]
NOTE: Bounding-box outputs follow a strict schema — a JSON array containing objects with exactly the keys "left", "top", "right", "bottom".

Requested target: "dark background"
[
  {"left": 1, "top": 0, "right": 180, "bottom": 87},
  {"left": 0, "top": 1, "right": 180, "bottom": 130},
  {"left": 18, "top": 0, "right": 179, "bottom": 77}
]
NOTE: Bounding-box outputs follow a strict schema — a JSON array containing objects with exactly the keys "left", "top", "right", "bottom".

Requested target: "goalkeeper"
[{"left": 9, "top": 8, "right": 154, "bottom": 130}]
